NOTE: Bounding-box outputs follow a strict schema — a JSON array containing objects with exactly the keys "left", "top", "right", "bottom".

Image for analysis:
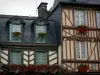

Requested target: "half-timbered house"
[
  {"left": 48, "top": 0, "right": 100, "bottom": 72},
  {"left": 1, "top": 0, "right": 100, "bottom": 72}
]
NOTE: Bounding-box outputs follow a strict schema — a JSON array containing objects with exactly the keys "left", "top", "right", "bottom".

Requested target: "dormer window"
[
  {"left": 35, "top": 25, "right": 47, "bottom": 43},
  {"left": 6, "top": 16, "right": 25, "bottom": 42},
  {"left": 32, "top": 18, "right": 49, "bottom": 43},
  {"left": 9, "top": 24, "right": 22, "bottom": 42}
]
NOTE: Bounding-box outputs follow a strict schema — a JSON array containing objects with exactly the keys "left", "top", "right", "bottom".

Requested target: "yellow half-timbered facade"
[
  {"left": 61, "top": 4, "right": 100, "bottom": 72},
  {"left": 48, "top": 0, "right": 100, "bottom": 72}
]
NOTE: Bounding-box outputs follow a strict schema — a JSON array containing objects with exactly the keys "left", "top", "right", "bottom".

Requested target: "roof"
[
  {"left": 48, "top": 0, "right": 100, "bottom": 16},
  {"left": 0, "top": 14, "right": 37, "bottom": 20},
  {"left": 52, "top": 0, "right": 100, "bottom": 10},
  {"left": 6, "top": 16, "right": 26, "bottom": 25}
]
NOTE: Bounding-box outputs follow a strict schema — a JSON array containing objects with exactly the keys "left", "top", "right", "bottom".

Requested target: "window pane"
[
  {"left": 36, "top": 52, "right": 47, "bottom": 65},
  {"left": 12, "top": 25, "right": 21, "bottom": 32},
  {"left": 81, "top": 21, "right": 85, "bottom": 25},
  {"left": 10, "top": 51, "right": 21, "bottom": 64},
  {"left": 80, "top": 11, "right": 84, "bottom": 17},
  {"left": 97, "top": 12, "right": 100, "bottom": 28},
  {"left": 81, "top": 42, "right": 86, "bottom": 59},
  {"left": 75, "top": 11, "right": 79, "bottom": 26},
  {"left": 76, "top": 41, "right": 80, "bottom": 59}
]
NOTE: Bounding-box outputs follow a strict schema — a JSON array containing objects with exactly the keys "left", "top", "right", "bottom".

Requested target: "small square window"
[
  {"left": 10, "top": 51, "right": 21, "bottom": 64},
  {"left": 35, "top": 51, "right": 47, "bottom": 65}
]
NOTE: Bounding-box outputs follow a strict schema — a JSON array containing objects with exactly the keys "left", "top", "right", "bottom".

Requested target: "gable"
[
  {"left": 32, "top": 17, "right": 49, "bottom": 25},
  {"left": 6, "top": 16, "right": 26, "bottom": 25}
]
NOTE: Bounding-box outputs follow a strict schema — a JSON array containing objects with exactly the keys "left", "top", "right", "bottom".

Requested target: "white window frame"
[
  {"left": 35, "top": 51, "right": 47, "bottom": 65},
  {"left": 74, "top": 10, "right": 87, "bottom": 26},
  {"left": 10, "top": 51, "right": 22, "bottom": 64},
  {"left": 9, "top": 24, "right": 22, "bottom": 42},
  {"left": 35, "top": 25, "right": 47, "bottom": 43},
  {"left": 76, "top": 41, "right": 87, "bottom": 60},
  {"left": 96, "top": 11, "right": 100, "bottom": 28}
]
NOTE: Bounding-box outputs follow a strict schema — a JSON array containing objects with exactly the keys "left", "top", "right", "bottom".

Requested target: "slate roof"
[
  {"left": 0, "top": 14, "right": 37, "bottom": 20},
  {"left": 52, "top": 0, "right": 100, "bottom": 10}
]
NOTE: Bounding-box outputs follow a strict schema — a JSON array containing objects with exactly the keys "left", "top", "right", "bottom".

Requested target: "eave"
[{"left": 0, "top": 42, "right": 58, "bottom": 50}]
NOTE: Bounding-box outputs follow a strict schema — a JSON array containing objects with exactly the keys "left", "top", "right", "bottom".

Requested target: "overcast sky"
[{"left": 0, "top": 0, "right": 54, "bottom": 16}]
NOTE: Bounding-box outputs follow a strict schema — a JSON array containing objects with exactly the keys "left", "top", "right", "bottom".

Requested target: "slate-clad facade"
[{"left": 0, "top": 3, "right": 58, "bottom": 65}]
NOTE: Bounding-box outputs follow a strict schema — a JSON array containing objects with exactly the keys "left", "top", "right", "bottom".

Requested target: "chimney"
[{"left": 37, "top": 2, "right": 48, "bottom": 19}]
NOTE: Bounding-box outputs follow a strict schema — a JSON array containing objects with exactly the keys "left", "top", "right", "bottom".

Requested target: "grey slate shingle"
[{"left": 53, "top": 0, "right": 100, "bottom": 10}]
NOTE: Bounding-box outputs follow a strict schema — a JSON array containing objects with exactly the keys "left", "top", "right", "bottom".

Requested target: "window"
[
  {"left": 97, "top": 12, "right": 100, "bottom": 28},
  {"left": 35, "top": 51, "right": 47, "bottom": 65},
  {"left": 75, "top": 10, "right": 86, "bottom": 26},
  {"left": 10, "top": 51, "right": 21, "bottom": 64},
  {"left": 98, "top": 42, "right": 100, "bottom": 59},
  {"left": 9, "top": 24, "right": 22, "bottom": 42},
  {"left": 35, "top": 25, "right": 47, "bottom": 43},
  {"left": 91, "top": 64, "right": 96, "bottom": 70},
  {"left": 76, "top": 41, "right": 87, "bottom": 60}
]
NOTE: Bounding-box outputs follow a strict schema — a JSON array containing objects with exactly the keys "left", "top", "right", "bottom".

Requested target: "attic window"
[
  {"left": 9, "top": 24, "right": 22, "bottom": 42},
  {"left": 35, "top": 25, "right": 47, "bottom": 43}
]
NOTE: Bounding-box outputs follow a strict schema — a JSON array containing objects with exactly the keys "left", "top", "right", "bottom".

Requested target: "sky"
[{"left": 0, "top": 0, "right": 54, "bottom": 16}]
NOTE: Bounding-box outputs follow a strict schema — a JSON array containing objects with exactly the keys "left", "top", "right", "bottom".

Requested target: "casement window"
[
  {"left": 35, "top": 25, "right": 47, "bottom": 43},
  {"left": 76, "top": 41, "right": 87, "bottom": 60},
  {"left": 10, "top": 51, "right": 21, "bottom": 64},
  {"left": 35, "top": 51, "right": 47, "bottom": 65},
  {"left": 98, "top": 42, "right": 100, "bottom": 59},
  {"left": 91, "top": 64, "right": 96, "bottom": 70},
  {"left": 74, "top": 10, "right": 87, "bottom": 26},
  {"left": 97, "top": 12, "right": 100, "bottom": 28},
  {"left": 9, "top": 24, "right": 22, "bottom": 42}
]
